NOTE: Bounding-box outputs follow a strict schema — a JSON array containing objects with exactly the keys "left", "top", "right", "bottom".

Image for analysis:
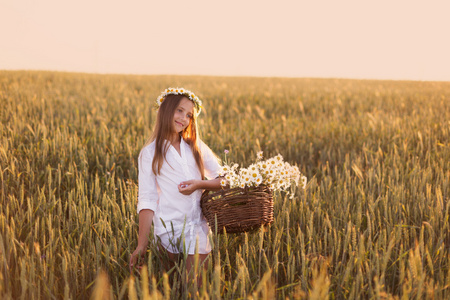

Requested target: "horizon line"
[{"left": 2, "top": 68, "right": 449, "bottom": 83}]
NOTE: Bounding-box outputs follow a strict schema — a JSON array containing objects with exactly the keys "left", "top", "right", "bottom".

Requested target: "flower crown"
[{"left": 156, "top": 87, "right": 203, "bottom": 116}]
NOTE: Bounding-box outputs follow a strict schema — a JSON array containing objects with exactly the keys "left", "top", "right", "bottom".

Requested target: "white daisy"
[
  {"left": 248, "top": 164, "right": 258, "bottom": 172},
  {"left": 257, "top": 151, "right": 263, "bottom": 160},
  {"left": 250, "top": 169, "right": 260, "bottom": 179},
  {"left": 302, "top": 176, "right": 307, "bottom": 189},
  {"left": 240, "top": 168, "right": 249, "bottom": 176},
  {"left": 268, "top": 158, "right": 277, "bottom": 167}
]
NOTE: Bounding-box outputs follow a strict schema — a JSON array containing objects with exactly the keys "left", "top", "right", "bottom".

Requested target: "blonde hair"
[{"left": 144, "top": 94, "right": 205, "bottom": 178}]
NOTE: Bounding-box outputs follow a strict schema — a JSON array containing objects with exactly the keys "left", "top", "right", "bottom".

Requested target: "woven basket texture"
[{"left": 200, "top": 185, "right": 273, "bottom": 234}]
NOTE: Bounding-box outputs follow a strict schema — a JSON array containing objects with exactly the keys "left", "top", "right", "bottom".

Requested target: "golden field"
[{"left": 0, "top": 71, "right": 449, "bottom": 299}]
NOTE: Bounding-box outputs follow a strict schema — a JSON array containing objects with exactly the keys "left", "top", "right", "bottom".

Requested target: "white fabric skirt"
[{"left": 155, "top": 222, "right": 212, "bottom": 255}]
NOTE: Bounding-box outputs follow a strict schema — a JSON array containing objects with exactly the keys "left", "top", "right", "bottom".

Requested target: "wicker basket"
[{"left": 200, "top": 185, "right": 274, "bottom": 234}]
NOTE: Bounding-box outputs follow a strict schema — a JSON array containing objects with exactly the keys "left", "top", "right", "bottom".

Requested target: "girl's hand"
[
  {"left": 129, "top": 245, "right": 146, "bottom": 272},
  {"left": 178, "top": 180, "right": 200, "bottom": 195}
]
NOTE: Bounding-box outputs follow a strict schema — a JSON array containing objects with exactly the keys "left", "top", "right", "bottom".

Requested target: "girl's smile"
[{"left": 174, "top": 120, "right": 184, "bottom": 129}]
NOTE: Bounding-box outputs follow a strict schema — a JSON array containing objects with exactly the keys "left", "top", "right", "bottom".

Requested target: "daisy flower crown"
[{"left": 156, "top": 87, "right": 203, "bottom": 116}]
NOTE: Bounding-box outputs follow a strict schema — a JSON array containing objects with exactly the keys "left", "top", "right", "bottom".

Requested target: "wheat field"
[{"left": 1, "top": 71, "right": 449, "bottom": 299}]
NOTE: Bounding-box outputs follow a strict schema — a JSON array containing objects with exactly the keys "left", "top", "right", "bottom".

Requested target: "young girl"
[{"left": 129, "top": 88, "right": 222, "bottom": 279}]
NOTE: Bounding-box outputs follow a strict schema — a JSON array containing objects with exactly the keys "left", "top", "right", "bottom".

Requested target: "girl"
[{"left": 129, "top": 88, "right": 222, "bottom": 280}]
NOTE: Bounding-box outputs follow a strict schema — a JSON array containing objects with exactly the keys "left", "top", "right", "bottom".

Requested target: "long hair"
[{"left": 145, "top": 94, "right": 205, "bottom": 178}]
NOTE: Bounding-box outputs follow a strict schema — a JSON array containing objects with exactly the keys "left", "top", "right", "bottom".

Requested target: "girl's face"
[{"left": 172, "top": 97, "right": 194, "bottom": 134}]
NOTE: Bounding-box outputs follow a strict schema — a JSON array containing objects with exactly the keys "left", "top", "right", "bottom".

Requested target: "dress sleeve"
[
  {"left": 199, "top": 140, "right": 221, "bottom": 179},
  {"left": 137, "top": 146, "right": 159, "bottom": 214}
]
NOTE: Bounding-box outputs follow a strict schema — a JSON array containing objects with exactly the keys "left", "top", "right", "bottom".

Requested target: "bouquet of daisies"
[
  {"left": 201, "top": 151, "right": 306, "bottom": 233},
  {"left": 218, "top": 151, "right": 307, "bottom": 194}
]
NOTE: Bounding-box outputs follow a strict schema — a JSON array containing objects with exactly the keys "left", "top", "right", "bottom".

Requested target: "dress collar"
[{"left": 167, "top": 137, "right": 187, "bottom": 163}]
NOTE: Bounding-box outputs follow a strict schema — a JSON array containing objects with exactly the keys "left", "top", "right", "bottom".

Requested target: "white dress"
[{"left": 137, "top": 138, "right": 221, "bottom": 255}]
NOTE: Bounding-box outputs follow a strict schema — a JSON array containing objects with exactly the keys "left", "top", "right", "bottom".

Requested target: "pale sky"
[{"left": 1, "top": 0, "right": 449, "bottom": 81}]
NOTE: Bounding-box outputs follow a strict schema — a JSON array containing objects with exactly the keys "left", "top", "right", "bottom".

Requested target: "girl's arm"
[
  {"left": 178, "top": 178, "right": 222, "bottom": 195},
  {"left": 129, "top": 209, "right": 154, "bottom": 270}
]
